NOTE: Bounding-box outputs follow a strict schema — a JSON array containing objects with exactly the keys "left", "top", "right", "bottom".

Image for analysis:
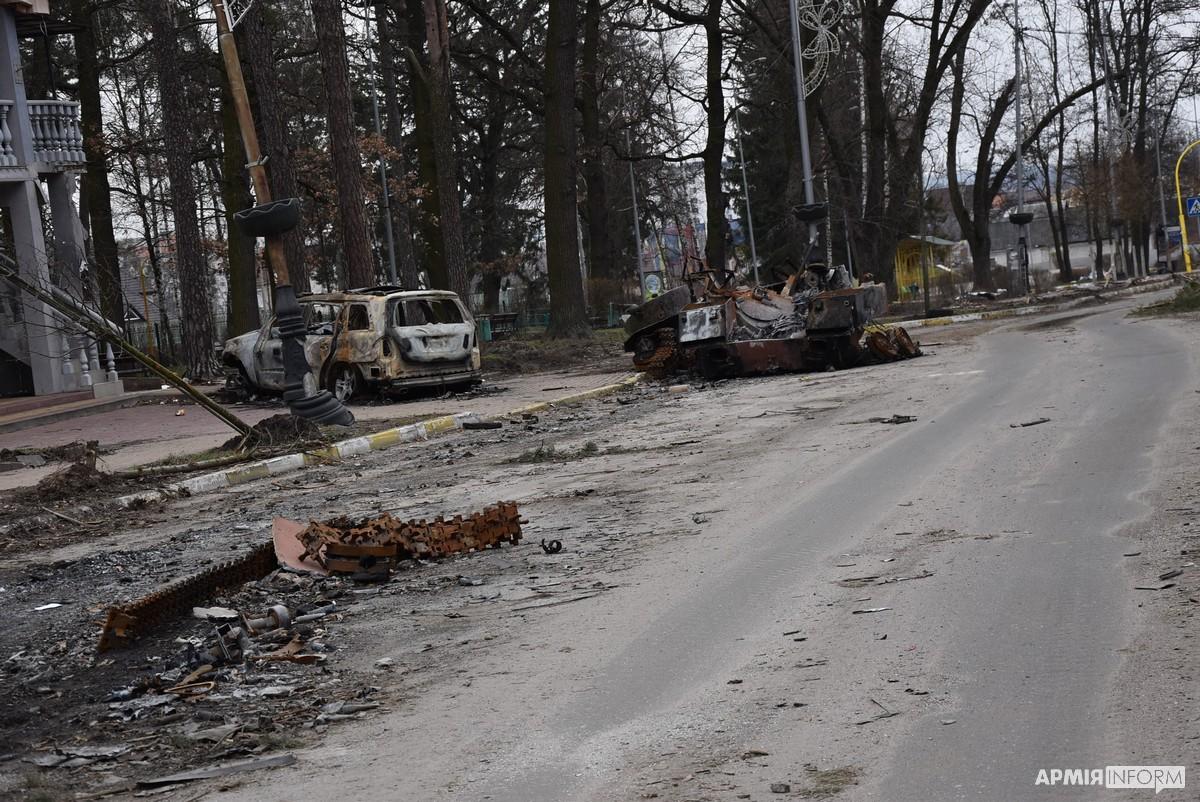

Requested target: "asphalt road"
[
  {"left": 210, "top": 292, "right": 1194, "bottom": 802},
  {"left": 478, "top": 299, "right": 1192, "bottom": 800}
]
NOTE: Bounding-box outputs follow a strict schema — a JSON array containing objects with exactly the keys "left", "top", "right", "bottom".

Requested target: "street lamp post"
[
  {"left": 626, "top": 130, "right": 647, "bottom": 299},
  {"left": 1008, "top": 0, "right": 1031, "bottom": 295},
  {"left": 1155, "top": 134, "right": 1171, "bottom": 273},
  {"left": 787, "top": 0, "right": 820, "bottom": 250},
  {"left": 1174, "top": 138, "right": 1200, "bottom": 274},
  {"left": 733, "top": 99, "right": 760, "bottom": 285}
]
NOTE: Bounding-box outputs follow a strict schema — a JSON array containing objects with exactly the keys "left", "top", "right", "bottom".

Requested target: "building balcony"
[{"left": 0, "top": 98, "right": 85, "bottom": 173}]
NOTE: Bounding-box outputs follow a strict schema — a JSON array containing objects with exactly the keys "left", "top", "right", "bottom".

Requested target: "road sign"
[{"left": 1187, "top": 196, "right": 1200, "bottom": 217}]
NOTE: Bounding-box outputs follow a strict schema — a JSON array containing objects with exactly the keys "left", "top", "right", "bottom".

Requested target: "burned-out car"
[{"left": 221, "top": 287, "right": 482, "bottom": 400}]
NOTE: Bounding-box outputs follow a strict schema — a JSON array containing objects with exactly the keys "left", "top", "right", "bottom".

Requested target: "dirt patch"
[
  {"left": 0, "top": 441, "right": 99, "bottom": 465},
  {"left": 507, "top": 440, "right": 639, "bottom": 464},
  {"left": 220, "top": 414, "right": 325, "bottom": 452},
  {"left": 481, "top": 328, "right": 628, "bottom": 375},
  {"left": 800, "top": 766, "right": 859, "bottom": 797},
  {"left": 18, "top": 461, "right": 111, "bottom": 503}
]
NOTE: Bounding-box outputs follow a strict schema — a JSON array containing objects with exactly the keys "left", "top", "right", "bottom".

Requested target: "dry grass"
[
  {"left": 1132, "top": 281, "right": 1200, "bottom": 316},
  {"left": 481, "top": 328, "right": 627, "bottom": 375},
  {"left": 799, "top": 766, "right": 860, "bottom": 797}
]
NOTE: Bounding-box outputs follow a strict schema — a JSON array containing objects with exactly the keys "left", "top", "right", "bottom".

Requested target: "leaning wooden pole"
[
  {"left": 0, "top": 256, "right": 254, "bottom": 438},
  {"left": 211, "top": 0, "right": 353, "bottom": 424}
]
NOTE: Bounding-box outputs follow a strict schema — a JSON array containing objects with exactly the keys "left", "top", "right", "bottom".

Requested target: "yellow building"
[{"left": 893, "top": 235, "right": 958, "bottom": 300}]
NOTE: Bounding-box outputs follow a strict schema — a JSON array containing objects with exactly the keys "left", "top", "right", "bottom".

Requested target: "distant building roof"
[
  {"left": 0, "top": 0, "right": 51, "bottom": 18},
  {"left": 901, "top": 234, "right": 960, "bottom": 247}
]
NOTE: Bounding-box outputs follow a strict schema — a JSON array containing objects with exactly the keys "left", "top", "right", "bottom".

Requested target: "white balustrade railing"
[
  {"left": 0, "top": 100, "right": 17, "bottom": 167},
  {"left": 27, "top": 100, "right": 85, "bottom": 168}
]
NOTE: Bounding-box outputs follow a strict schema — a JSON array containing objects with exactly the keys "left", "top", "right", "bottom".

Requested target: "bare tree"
[
  {"left": 374, "top": 0, "right": 421, "bottom": 288},
  {"left": 650, "top": 0, "right": 727, "bottom": 276},
  {"left": 946, "top": 39, "right": 1107, "bottom": 289},
  {"left": 220, "top": 76, "right": 260, "bottom": 336},
  {"left": 312, "top": 0, "right": 376, "bottom": 289},
  {"left": 544, "top": 0, "right": 591, "bottom": 336},
  {"left": 139, "top": 0, "right": 215, "bottom": 377},
  {"left": 241, "top": 0, "right": 311, "bottom": 294},
  {"left": 409, "top": 0, "right": 470, "bottom": 298},
  {"left": 69, "top": 0, "right": 123, "bottom": 324}
]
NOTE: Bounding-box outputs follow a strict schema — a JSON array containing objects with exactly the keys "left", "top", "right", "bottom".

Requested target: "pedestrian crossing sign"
[{"left": 1187, "top": 196, "right": 1200, "bottom": 217}]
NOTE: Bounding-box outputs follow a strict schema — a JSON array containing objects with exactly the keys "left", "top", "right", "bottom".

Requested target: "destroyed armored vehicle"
[
  {"left": 222, "top": 287, "right": 482, "bottom": 400},
  {"left": 624, "top": 267, "right": 919, "bottom": 379}
]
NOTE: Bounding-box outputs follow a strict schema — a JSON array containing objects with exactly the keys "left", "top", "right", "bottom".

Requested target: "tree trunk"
[
  {"left": 579, "top": 0, "right": 613, "bottom": 283},
  {"left": 701, "top": 3, "right": 726, "bottom": 275},
  {"left": 241, "top": 2, "right": 310, "bottom": 294},
  {"left": 312, "top": 0, "right": 376, "bottom": 289},
  {"left": 477, "top": 83, "right": 504, "bottom": 313},
  {"left": 376, "top": 0, "right": 420, "bottom": 288},
  {"left": 543, "top": 0, "right": 590, "bottom": 337},
  {"left": 70, "top": 0, "right": 123, "bottom": 324},
  {"left": 859, "top": 3, "right": 892, "bottom": 287},
  {"left": 405, "top": 0, "right": 447, "bottom": 289},
  {"left": 422, "top": 0, "right": 470, "bottom": 299},
  {"left": 221, "top": 78, "right": 260, "bottom": 337},
  {"left": 140, "top": 0, "right": 214, "bottom": 378},
  {"left": 1053, "top": 128, "right": 1073, "bottom": 283}
]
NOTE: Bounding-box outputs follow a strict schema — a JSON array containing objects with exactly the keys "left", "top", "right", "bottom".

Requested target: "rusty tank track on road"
[{"left": 98, "top": 541, "right": 278, "bottom": 652}]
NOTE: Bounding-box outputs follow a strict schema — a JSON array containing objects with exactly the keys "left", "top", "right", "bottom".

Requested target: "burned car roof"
[{"left": 296, "top": 289, "right": 463, "bottom": 303}]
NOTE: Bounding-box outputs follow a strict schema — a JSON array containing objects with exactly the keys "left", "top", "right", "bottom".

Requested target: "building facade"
[{"left": 0, "top": 0, "right": 121, "bottom": 397}]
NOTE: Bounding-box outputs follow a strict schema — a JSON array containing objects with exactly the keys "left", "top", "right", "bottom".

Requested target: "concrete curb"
[
  {"left": 113, "top": 373, "right": 644, "bottom": 509},
  {"left": 891, "top": 277, "right": 1173, "bottom": 330}
]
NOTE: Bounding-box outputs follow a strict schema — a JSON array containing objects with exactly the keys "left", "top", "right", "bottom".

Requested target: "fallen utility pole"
[{"left": 0, "top": 253, "right": 254, "bottom": 440}]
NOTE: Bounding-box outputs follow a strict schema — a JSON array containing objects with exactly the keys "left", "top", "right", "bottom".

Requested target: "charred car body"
[
  {"left": 624, "top": 265, "right": 919, "bottom": 379},
  {"left": 222, "top": 287, "right": 482, "bottom": 400}
]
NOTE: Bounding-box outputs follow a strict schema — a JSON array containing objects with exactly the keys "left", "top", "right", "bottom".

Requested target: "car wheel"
[{"left": 327, "top": 364, "right": 360, "bottom": 402}]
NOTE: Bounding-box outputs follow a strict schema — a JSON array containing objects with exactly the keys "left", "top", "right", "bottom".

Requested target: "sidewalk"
[
  {"left": 0, "top": 387, "right": 182, "bottom": 433},
  {"left": 0, "top": 370, "right": 633, "bottom": 492}
]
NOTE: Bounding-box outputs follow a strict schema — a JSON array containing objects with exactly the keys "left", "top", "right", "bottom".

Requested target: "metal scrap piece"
[
  {"left": 97, "top": 541, "right": 277, "bottom": 652},
  {"left": 137, "top": 753, "right": 297, "bottom": 787},
  {"left": 296, "top": 502, "right": 523, "bottom": 571}
]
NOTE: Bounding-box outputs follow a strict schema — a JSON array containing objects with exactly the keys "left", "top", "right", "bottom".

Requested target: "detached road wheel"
[{"left": 327, "top": 363, "right": 360, "bottom": 402}]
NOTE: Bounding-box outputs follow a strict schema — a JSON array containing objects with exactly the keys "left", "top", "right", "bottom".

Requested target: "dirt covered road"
[{"left": 2, "top": 292, "right": 1196, "bottom": 801}]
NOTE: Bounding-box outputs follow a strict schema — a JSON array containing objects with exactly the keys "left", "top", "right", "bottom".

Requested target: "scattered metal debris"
[
  {"left": 855, "top": 698, "right": 900, "bottom": 725},
  {"left": 847, "top": 414, "right": 917, "bottom": 425},
  {"left": 851, "top": 607, "right": 893, "bottom": 614},
  {"left": 192, "top": 606, "right": 239, "bottom": 621},
  {"left": 98, "top": 542, "right": 278, "bottom": 652},
  {"left": 295, "top": 502, "right": 523, "bottom": 572},
  {"left": 540, "top": 538, "right": 563, "bottom": 554},
  {"left": 1011, "top": 417, "right": 1051, "bottom": 428},
  {"left": 137, "top": 753, "right": 297, "bottom": 787}
]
